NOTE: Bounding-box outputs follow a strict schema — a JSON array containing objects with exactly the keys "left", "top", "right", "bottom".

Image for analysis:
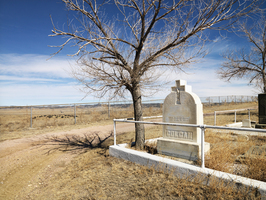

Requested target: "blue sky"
[{"left": 0, "top": 0, "right": 262, "bottom": 106}]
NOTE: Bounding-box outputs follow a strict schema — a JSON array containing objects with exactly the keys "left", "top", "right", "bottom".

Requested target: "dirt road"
[{"left": 0, "top": 120, "right": 160, "bottom": 199}]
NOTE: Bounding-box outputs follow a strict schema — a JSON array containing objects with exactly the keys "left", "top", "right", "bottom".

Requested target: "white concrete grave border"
[{"left": 110, "top": 118, "right": 266, "bottom": 199}]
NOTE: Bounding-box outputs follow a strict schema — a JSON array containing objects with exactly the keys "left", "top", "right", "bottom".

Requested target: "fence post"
[
  {"left": 248, "top": 109, "right": 250, "bottom": 120},
  {"left": 200, "top": 126, "right": 205, "bottom": 168},
  {"left": 214, "top": 111, "right": 216, "bottom": 126},
  {"left": 114, "top": 120, "right": 116, "bottom": 145},
  {"left": 30, "top": 106, "right": 32, "bottom": 128},
  {"left": 74, "top": 104, "right": 76, "bottom": 124},
  {"left": 234, "top": 110, "right": 236, "bottom": 123},
  {"left": 108, "top": 102, "right": 110, "bottom": 118}
]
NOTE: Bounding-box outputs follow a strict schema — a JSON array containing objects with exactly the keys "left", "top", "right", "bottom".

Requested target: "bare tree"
[
  {"left": 50, "top": 0, "right": 261, "bottom": 149},
  {"left": 218, "top": 14, "right": 266, "bottom": 93}
]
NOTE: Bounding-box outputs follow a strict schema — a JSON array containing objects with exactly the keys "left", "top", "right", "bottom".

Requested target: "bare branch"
[
  {"left": 50, "top": 0, "right": 262, "bottom": 149},
  {"left": 218, "top": 14, "right": 266, "bottom": 93}
]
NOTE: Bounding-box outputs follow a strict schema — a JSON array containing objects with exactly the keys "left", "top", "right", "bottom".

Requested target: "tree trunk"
[
  {"left": 131, "top": 84, "right": 145, "bottom": 150},
  {"left": 263, "top": 66, "right": 266, "bottom": 94},
  {"left": 263, "top": 76, "right": 266, "bottom": 94},
  {"left": 263, "top": 73, "right": 266, "bottom": 94},
  {"left": 263, "top": 56, "right": 266, "bottom": 93}
]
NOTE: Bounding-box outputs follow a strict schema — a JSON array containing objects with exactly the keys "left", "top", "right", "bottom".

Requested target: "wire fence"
[
  {"left": 200, "top": 95, "right": 257, "bottom": 104},
  {"left": 0, "top": 95, "right": 258, "bottom": 130}
]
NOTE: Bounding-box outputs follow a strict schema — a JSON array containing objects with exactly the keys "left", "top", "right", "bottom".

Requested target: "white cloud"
[
  {"left": 0, "top": 75, "right": 61, "bottom": 82},
  {"left": 0, "top": 82, "right": 98, "bottom": 106},
  {"left": 0, "top": 54, "right": 89, "bottom": 106},
  {"left": 149, "top": 57, "right": 257, "bottom": 100},
  {"left": 0, "top": 53, "right": 258, "bottom": 106},
  {"left": 0, "top": 54, "right": 76, "bottom": 79}
]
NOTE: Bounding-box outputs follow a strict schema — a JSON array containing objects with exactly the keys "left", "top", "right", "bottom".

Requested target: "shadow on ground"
[{"left": 39, "top": 132, "right": 113, "bottom": 154}]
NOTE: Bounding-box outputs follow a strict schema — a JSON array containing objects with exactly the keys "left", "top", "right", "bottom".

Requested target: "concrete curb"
[{"left": 109, "top": 144, "right": 266, "bottom": 199}]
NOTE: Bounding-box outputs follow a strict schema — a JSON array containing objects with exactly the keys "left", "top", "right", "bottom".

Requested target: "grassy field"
[
  {"left": 204, "top": 130, "right": 266, "bottom": 182},
  {"left": 102, "top": 125, "right": 266, "bottom": 183},
  {"left": 8, "top": 126, "right": 262, "bottom": 200},
  {"left": 0, "top": 101, "right": 264, "bottom": 199},
  {"left": 203, "top": 101, "right": 258, "bottom": 126},
  {"left": 14, "top": 147, "right": 261, "bottom": 199},
  {"left": 0, "top": 103, "right": 162, "bottom": 139},
  {"left": 0, "top": 101, "right": 258, "bottom": 141},
  {"left": 21, "top": 126, "right": 263, "bottom": 199}
]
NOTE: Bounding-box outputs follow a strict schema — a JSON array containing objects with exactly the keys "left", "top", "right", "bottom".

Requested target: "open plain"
[{"left": 0, "top": 101, "right": 264, "bottom": 199}]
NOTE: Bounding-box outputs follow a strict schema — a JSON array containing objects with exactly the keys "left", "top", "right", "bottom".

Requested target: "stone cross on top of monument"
[
  {"left": 171, "top": 80, "right": 192, "bottom": 104},
  {"left": 171, "top": 80, "right": 192, "bottom": 93}
]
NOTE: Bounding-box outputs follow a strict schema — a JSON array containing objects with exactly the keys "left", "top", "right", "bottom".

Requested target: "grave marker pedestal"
[
  {"left": 256, "top": 93, "right": 266, "bottom": 129},
  {"left": 242, "top": 119, "right": 252, "bottom": 128},
  {"left": 157, "top": 80, "right": 210, "bottom": 161}
]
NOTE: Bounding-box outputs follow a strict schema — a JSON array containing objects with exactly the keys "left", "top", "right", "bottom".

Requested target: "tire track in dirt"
[
  {"left": 0, "top": 119, "right": 159, "bottom": 152},
  {"left": 0, "top": 119, "right": 161, "bottom": 199},
  {"left": 0, "top": 146, "right": 66, "bottom": 199}
]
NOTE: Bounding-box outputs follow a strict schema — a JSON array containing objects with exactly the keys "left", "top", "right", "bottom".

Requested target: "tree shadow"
[{"left": 41, "top": 131, "right": 113, "bottom": 155}]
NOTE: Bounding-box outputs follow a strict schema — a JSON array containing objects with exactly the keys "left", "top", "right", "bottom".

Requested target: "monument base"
[{"left": 157, "top": 138, "right": 210, "bottom": 161}]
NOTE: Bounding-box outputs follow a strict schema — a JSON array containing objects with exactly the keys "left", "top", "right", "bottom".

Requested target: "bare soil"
[{"left": 0, "top": 120, "right": 165, "bottom": 199}]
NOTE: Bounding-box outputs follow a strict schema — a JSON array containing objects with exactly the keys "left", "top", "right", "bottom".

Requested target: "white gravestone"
[{"left": 157, "top": 80, "right": 210, "bottom": 161}]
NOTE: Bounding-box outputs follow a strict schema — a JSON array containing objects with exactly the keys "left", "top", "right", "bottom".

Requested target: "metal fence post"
[
  {"left": 214, "top": 111, "right": 216, "bottom": 126},
  {"left": 234, "top": 110, "right": 236, "bottom": 123},
  {"left": 114, "top": 120, "right": 116, "bottom": 145},
  {"left": 201, "top": 126, "right": 205, "bottom": 168},
  {"left": 30, "top": 106, "right": 32, "bottom": 128},
  {"left": 74, "top": 104, "right": 76, "bottom": 124},
  {"left": 108, "top": 102, "right": 110, "bottom": 119}
]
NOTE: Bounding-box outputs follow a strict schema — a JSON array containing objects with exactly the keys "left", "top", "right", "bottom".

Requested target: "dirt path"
[{"left": 0, "top": 119, "right": 160, "bottom": 199}]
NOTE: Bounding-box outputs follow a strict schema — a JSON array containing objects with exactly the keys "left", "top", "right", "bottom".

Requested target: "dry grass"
[
  {"left": 204, "top": 110, "right": 258, "bottom": 126},
  {"left": 0, "top": 105, "right": 162, "bottom": 142},
  {"left": 241, "top": 154, "right": 266, "bottom": 181},
  {"left": 0, "top": 101, "right": 258, "bottom": 141},
  {"left": 204, "top": 130, "right": 266, "bottom": 182},
  {"left": 203, "top": 101, "right": 257, "bottom": 113},
  {"left": 131, "top": 128, "right": 266, "bottom": 183},
  {"left": 1, "top": 100, "right": 264, "bottom": 199},
  {"left": 101, "top": 119, "right": 266, "bottom": 183},
  {"left": 17, "top": 134, "right": 260, "bottom": 200},
  {"left": 203, "top": 101, "right": 258, "bottom": 126},
  {"left": 0, "top": 104, "right": 162, "bottom": 140},
  {"left": 28, "top": 149, "right": 259, "bottom": 199}
]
